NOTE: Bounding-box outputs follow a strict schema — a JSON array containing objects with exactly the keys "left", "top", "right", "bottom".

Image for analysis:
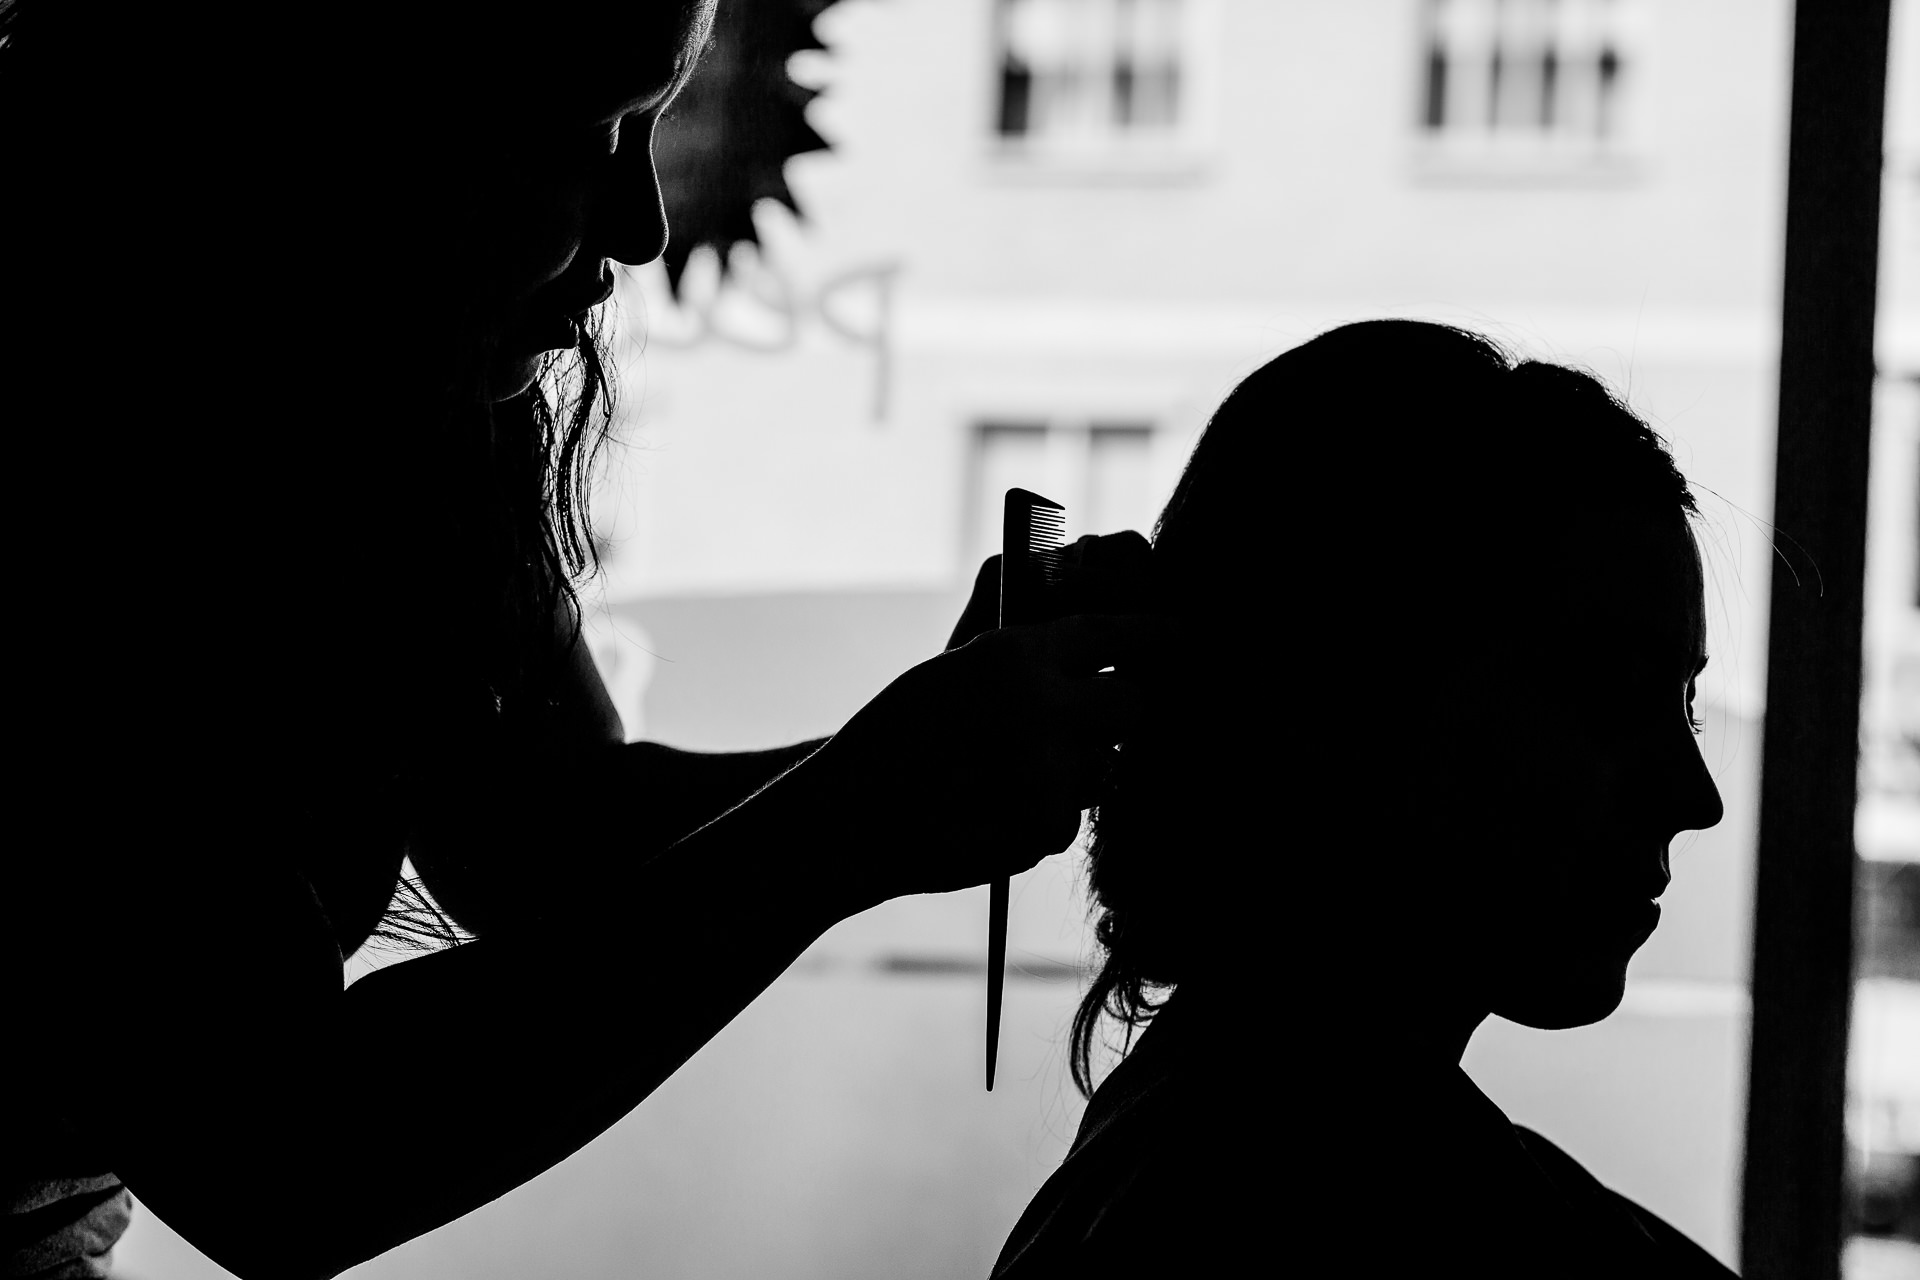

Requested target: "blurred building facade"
[
  {"left": 576, "top": 2, "right": 1821, "bottom": 1273},
  {"left": 117, "top": 2, "right": 1920, "bottom": 1278},
  {"left": 571, "top": 0, "right": 1919, "bottom": 1274}
]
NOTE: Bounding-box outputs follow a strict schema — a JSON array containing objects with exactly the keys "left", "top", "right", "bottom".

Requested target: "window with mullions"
[
  {"left": 1416, "top": 0, "right": 1644, "bottom": 177},
  {"left": 992, "top": 0, "right": 1185, "bottom": 149},
  {"left": 965, "top": 421, "right": 1157, "bottom": 568}
]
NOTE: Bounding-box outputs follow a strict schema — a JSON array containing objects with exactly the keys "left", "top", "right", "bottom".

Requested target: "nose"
[
  {"left": 589, "top": 116, "right": 670, "bottom": 268},
  {"left": 1665, "top": 725, "right": 1725, "bottom": 840}
]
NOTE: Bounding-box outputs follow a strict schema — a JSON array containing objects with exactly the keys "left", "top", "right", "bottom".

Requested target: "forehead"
[
  {"left": 431, "top": 0, "right": 713, "bottom": 124},
  {"left": 1548, "top": 508, "right": 1706, "bottom": 669}
]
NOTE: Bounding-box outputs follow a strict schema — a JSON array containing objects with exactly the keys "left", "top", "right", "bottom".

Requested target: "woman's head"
[
  {"left": 5, "top": 0, "right": 715, "bottom": 760},
  {"left": 366, "top": 0, "right": 720, "bottom": 402},
  {"left": 7, "top": 0, "right": 714, "bottom": 375},
  {"left": 1071, "top": 320, "right": 1723, "bottom": 1091}
]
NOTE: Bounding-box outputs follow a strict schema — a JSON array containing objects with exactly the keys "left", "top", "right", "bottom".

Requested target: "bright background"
[{"left": 113, "top": 1, "right": 1919, "bottom": 1276}]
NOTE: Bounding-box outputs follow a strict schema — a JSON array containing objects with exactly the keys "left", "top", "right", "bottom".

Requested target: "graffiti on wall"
[{"left": 645, "top": 257, "right": 903, "bottom": 423}]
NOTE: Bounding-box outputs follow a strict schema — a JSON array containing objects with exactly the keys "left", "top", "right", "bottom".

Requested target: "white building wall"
[
  {"left": 599, "top": 0, "right": 1802, "bottom": 719},
  {"left": 562, "top": 4, "right": 1815, "bottom": 1268}
]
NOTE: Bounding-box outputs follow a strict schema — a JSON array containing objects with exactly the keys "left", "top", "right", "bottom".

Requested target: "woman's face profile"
[
  {"left": 1459, "top": 507, "right": 1725, "bottom": 1029},
  {"left": 407, "top": 3, "right": 712, "bottom": 400},
  {"left": 475, "top": 93, "right": 676, "bottom": 401}
]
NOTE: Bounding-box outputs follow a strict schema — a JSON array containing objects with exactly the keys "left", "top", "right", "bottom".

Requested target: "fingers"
[
  {"left": 1061, "top": 530, "right": 1150, "bottom": 572},
  {"left": 1040, "top": 806, "right": 1086, "bottom": 856},
  {"left": 972, "top": 553, "right": 1003, "bottom": 594},
  {"left": 979, "top": 805, "right": 1085, "bottom": 880},
  {"left": 1055, "top": 749, "right": 1122, "bottom": 815},
  {"left": 945, "top": 554, "right": 1004, "bottom": 652},
  {"left": 1057, "top": 531, "right": 1153, "bottom": 615},
  {"left": 1050, "top": 671, "right": 1146, "bottom": 745},
  {"left": 1011, "top": 804, "right": 1088, "bottom": 859},
  {"left": 1034, "top": 612, "right": 1163, "bottom": 675}
]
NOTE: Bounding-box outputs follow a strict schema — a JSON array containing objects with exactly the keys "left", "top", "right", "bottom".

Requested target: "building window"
[
  {"left": 965, "top": 420, "right": 1158, "bottom": 567},
  {"left": 989, "top": 0, "right": 1209, "bottom": 172},
  {"left": 1415, "top": 0, "right": 1644, "bottom": 179},
  {"left": 1085, "top": 424, "right": 1156, "bottom": 539}
]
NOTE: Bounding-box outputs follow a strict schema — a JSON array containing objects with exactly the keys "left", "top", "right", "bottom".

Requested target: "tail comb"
[{"left": 988, "top": 488, "right": 1068, "bottom": 1091}]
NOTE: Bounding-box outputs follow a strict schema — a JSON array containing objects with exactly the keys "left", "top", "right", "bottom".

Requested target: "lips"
[
  {"left": 1612, "top": 873, "right": 1668, "bottom": 940},
  {"left": 1600, "top": 848, "right": 1670, "bottom": 903},
  {"left": 541, "top": 267, "right": 615, "bottom": 319},
  {"left": 1569, "top": 868, "right": 1669, "bottom": 932},
  {"left": 501, "top": 267, "right": 614, "bottom": 355}
]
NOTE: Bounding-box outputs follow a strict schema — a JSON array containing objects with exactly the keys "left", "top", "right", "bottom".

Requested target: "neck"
[
  {"left": 1172, "top": 969, "right": 1488, "bottom": 1068},
  {"left": 1400, "top": 1001, "right": 1490, "bottom": 1067}
]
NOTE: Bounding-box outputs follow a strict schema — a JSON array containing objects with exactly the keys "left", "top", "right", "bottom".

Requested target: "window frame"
[
  {"left": 962, "top": 417, "right": 1162, "bottom": 569},
  {"left": 979, "top": 0, "right": 1224, "bottom": 184},
  {"left": 1408, "top": 0, "right": 1652, "bottom": 187}
]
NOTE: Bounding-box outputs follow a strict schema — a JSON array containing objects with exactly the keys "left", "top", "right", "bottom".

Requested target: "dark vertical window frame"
[
  {"left": 1488, "top": 42, "right": 1506, "bottom": 126},
  {"left": 1540, "top": 44, "right": 1559, "bottom": 128},
  {"left": 1740, "top": 4, "right": 1895, "bottom": 1279},
  {"left": 1596, "top": 43, "right": 1621, "bottom": 138},
  {"left": 1114, "top": 0, "right": 1137, "bottom": 125},
  {"left": 1424, "top": 38, "right": 1449, "bottom": 129},
  {"left": 992, "top": 0, "right": 1032, "bottom": 137}
]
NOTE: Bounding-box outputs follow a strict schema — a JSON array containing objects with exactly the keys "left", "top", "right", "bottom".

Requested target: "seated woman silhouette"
[
  {"left": 3, "top": 3, "right": 1148, "bottom": 1278},
  {"left": 992, "top": 320, "right": 1736, "bottom": 1278}
]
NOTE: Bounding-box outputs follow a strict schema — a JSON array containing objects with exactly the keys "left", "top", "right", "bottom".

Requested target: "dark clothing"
[
  {"left": 989, "top": 995, "right": 1238, "bottom": 1279},
  {"left": 991, "top": 993, "right": 1736, "bottom": 1278},
  {"left": 5, "top": 1145, "right": 129, "bottom": 1280},
  {"left": 4, "top": 1179, "right": 129, "bottom": 1280},
  {"left": 4, "top": 1076, "right": 133, "bottom": 1279},
  {"left": 1510, "top": 1128, "right": 1735, "bottom": 1274}
]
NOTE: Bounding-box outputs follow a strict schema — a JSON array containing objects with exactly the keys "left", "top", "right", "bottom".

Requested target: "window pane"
[
  {"left": 1086, "top": 425, "right": 1154, "bottom": 537},
  {"left": 1422, "top": 0, "right": 1635, "bottom": 150},
  {"left": 971, "top": 423, "right": 1050, "bottom": 565},
  {"left": 995, "top": 0, "right": 1185, "bottom": 147}
]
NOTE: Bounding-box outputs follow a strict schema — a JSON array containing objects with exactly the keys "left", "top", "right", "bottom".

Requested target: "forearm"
[
  {"left": 164, "top": 754, "right": 874, "bottom": 1280},
  {"left": 615, "top": 738, "right": 829, "bottom": 858},
  {"left": 351, "top": 761, "right": 867, "bottom": 1259},
  {"left": 408, "top": 737, "right": 829, "bottom": 937}
]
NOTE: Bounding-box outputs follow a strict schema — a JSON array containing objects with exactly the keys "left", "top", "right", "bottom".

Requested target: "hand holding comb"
[{"left": 988, "top": 487, "right": 1069, "bottom": 1091}]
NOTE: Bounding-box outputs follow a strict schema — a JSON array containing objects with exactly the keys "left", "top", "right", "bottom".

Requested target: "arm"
[
  {"left": 616, "top": 740, "right": 828, "bottom": 845},
  {"left": 79, "top": 748, "right": 877, "bottom": 1280},
  {"left": 46, "top": 584, "right": 1147, "bottom": 1278},
  {"left": 405, "top": 606, "right": 830, "bottom": 937},
  {"left": 409, "top": 736, "right": 829, "bottom": 937},
  {"left": 417, "top": 532, "right": 1149, "bottom": 938}
]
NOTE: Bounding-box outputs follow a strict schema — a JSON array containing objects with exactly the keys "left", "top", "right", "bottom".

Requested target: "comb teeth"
[
  {"left": 1026, "top": 508, "right": 1066, "bottom": 541},
  {"left": 1024, "top": 510, "right": 1066, "bottom": 583},
  {"left": 1003, "top": 489, "right": 1068, "bottom": 619}
]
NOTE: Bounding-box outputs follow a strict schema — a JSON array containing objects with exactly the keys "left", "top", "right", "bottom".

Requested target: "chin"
[
  {"left": 487, "top": 352, "right": 544, "bottom": 403},
  {"left": 1495, "top": 958, "right": 1632, "bottom": 1030}
]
